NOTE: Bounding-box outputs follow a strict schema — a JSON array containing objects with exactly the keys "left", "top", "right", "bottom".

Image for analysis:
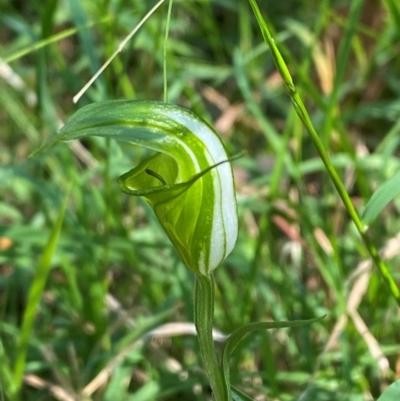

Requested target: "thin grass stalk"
[
  {"left": 247, "top": 0, "right": 400, "bottom": 305},
  {"left": 163, "top": 0, "right": 173, "bottom": 102}
]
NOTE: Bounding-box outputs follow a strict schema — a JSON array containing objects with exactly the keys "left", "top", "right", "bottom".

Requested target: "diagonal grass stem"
[{"left": 248, "top": 0, "right": 400, "bottom": 306}]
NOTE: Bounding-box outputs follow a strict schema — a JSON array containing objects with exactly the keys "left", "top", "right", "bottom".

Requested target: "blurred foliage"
[{"left": 1, "top": 0, "right": 400, "bottom": 400}]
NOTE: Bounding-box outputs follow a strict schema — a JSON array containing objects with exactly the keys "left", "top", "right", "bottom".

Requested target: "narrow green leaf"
[
  {"left": 67, "top": 0, "right": 101, "bottom": 75},
  {"left": 12, "top": 188, "right": 69, "bottom": 396},
  {"left": 3, "top": 16, "right": 112, "bottom": 64},
  {"left": 0, "top": 339, "right": 14, "bottom": 400},
  {"left": 231, "top": 385, "right": 257, "bottom": 401},
  {"left": 221, "top": 316, "right": 325, "bottom": 398},
  {"left": 362, "top": 170, "right": 400, "bottom": 225},
  {"left": 385, "top": 0, "right": 400, "bottom": 31},
  {"left": 377, "top": 380, "right": 400, "bottom": 401}
]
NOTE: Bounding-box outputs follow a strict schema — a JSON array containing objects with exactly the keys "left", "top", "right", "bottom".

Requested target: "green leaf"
[
  {"left": 221, "top": 316, "right": 325, "bottom": 399},
  {"left": 0, "top": 339, "right": 14, "bottom": 401},
  {"left": 377, "top": 380, "right": 400, "bottom": 401},
  {"left": 32, "top": 100, "right": 238, "bottom": 276},
  {"left": 231, "top": 385, "right": 257, "bottom": 401},
  {"left": 362, "top": 170, "right": 400, "bottom": 225},
  {"left": 12, "top": 187, "right": 69, "bottom": 397}
]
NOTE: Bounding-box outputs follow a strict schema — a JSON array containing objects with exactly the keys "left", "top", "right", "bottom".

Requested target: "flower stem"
[{"left": 194, "top": 274, "right": 229, "bottom": 401}]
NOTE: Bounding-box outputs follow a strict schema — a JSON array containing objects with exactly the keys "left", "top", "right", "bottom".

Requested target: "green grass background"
[{"left": 1, "top": 0, "right": 400, "bottom": 400}]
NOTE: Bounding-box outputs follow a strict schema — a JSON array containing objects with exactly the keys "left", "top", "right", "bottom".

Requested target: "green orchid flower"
[{"left": 34, "top": 100, "right": 238, "bottom": 276}]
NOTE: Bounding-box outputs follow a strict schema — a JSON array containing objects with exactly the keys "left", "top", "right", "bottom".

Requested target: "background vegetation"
[{"left": 1, "top": 0, "right": 400, "bottom": 400}]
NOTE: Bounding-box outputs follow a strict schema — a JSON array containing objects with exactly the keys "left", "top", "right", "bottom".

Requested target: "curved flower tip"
[{"left": 35, "top": 100, "right": 238, "bottom": 276}]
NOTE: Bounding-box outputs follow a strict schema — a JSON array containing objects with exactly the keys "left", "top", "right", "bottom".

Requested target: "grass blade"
[
  {"left": 377, "top": 380, "right": 400, "bottom": 401},
  {"left": 362, "top": 170, "right": 400, "bottom": 225},
  {"left": 231, "top": 385, "right": 257, "bottom": 401},
  {"left": 0, "top": 339, "right": 14, "bottom": 400},
  {"left": 247, "top": 0, "right": 400, "bottom": 306},
  {"left": 221, "top": 317, "right": 325, "bottom": 400},
  {"left": 12, "top": 189, "right": 69, "bottom": 397}
]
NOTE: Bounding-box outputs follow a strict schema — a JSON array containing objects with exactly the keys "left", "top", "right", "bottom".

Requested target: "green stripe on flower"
[{"left": 34, "top": 100, "right": 238, "bottom": 276}]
